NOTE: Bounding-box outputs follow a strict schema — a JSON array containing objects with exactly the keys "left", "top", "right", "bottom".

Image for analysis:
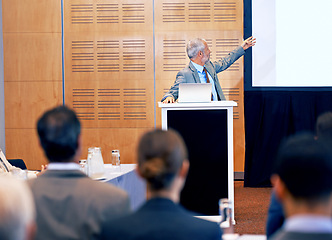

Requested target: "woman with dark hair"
[{"left": 101, "top": 129, "right": 222, "bottom": 240}]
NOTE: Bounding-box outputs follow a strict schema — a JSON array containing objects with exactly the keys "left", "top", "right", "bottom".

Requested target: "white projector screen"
[{"left": 252, "top": 0, "right": 332, "bottom": 87}]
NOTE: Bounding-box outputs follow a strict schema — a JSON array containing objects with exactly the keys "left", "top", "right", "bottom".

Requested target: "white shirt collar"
[
  {"left": 284, "top": 215, "right": 332, "bottom": 233},
  {"left": 47, "top": 162, "right": 81, "bottom": 171}
]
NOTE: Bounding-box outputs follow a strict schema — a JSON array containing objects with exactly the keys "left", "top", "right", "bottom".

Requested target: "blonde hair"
[{"left": 0, "top": 177, "right": 35, "bottom": 240}]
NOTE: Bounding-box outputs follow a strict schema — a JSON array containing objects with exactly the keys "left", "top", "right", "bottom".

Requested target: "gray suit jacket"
[
  {"left": 269, "top": 230, "right": 332, "bottom": 240},
  {"left": 162, "top": 46, "right": 245, "bottom": 101},
  {"left": 28, "top": 170, "right": 130, "bottom": 240}
]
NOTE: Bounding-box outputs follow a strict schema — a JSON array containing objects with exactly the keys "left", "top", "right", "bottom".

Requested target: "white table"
[
  {"left": 102, "top": 164, "right": 146, "bottom": 210},
  {"left": 195, "top": 216, "right": 266, "bottom": 240}
]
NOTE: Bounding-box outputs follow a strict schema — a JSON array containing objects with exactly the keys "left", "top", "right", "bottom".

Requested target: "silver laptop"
[{"left": 178, "top": 83, "right": 212, "bottom": 103}]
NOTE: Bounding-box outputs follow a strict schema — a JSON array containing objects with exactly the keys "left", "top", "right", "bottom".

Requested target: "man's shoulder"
[
  {"left": 270, "top": 230, "right": 332, "bottom": 240},
  {"left": 176, "top": 63, "right": 195, "bottom": 81},
  {"left": 178, "top": 64, "right": 192, "bottom": 74},
  {"left": 29, "top": 170, "right": 128, "bottom": 199}
]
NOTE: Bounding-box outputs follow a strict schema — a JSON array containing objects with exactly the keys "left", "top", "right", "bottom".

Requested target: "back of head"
[
  {"left": 316, "top": 111, "right": 332, "bottom": 141},
  {"left": 274, "top": 132, "right": 332, "bottom": 203},
  {"left": 186, "top": 38, "right": 206, "bottom": 59},
  {"left": 0, "top": 177, "right": 35, "bottom": 240},
  {"left": 37, "top": 105, "right": 81, "bottom": 162},
  {"left": 137, "top": 129, "right": 188, "bottom": 191}
]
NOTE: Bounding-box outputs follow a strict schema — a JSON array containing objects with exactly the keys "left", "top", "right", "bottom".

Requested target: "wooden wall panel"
[
  {"left": 65, "top": 80, "right": 154, "bottom": 128},
  {"left": 5, "top": 129, "right": 48, "bottom": 170},
  {"left": 64, "top": 33, "right": 154, "bottom": 81},
  {"left": 64, "top": 0, "right": 153, "bottom": 33},
  {"left": 3, "top": 33, "right": 62, "bottom": 81},
  {"left": 4, "top": 81, "right": 63, "bottom": 129},
  {"left": 81, "top": 128, "right": 152, "bottom": 165},
  {"left": 2, "top": 0, "right": 61, "bottom": 33},
  {"left": 63, "top": 0, "right": 155, "bottom": 165},
  {"left": 3, "top": 0, "right": 62, "bottom": 169},
  {"left": 155, "top": 0, "right": 242, "bottom": 31}
]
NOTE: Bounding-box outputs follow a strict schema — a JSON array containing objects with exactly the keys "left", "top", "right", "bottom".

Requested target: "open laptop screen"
[{"left": 178, "top": 83, "right": 212, "bottom": 103}]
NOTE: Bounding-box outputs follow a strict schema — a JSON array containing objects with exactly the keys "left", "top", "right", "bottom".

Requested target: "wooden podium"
[{"left": 159, "top": 101, "right": 236, "bottom": 217}]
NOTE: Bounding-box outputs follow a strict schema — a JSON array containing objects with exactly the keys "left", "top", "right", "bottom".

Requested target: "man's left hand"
[{"left": 241, "top": 36, "right": 256, "bottom": 50}]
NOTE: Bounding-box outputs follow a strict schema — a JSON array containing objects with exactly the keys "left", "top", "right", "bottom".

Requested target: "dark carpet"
[{"left": 233, "top": 181, "right": 273, "bottom": 235}]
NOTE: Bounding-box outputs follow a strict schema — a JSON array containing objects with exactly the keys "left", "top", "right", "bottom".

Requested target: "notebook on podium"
[{"left": 178, "top": 83, "right": 212, "bottom": 103}]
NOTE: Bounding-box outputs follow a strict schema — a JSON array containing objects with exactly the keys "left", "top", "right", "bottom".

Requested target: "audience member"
[
  {"left": 101, "top": 129, "right": 222, "bottom": 240},
  {"left": 269, "top": 133, "right": 332, "bottom": 240},
  {"left": 266, "top": 111, "right": 332, "bottom": 237},
  {"left": 0, "top": 177, "right": 36, "bottom": 240},
  {"left": 28, "top": 105, "right": 130, "bottom": 240}
]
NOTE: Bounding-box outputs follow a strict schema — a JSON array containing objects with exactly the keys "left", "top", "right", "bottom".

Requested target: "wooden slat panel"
[
  {"left": 65, "top": 80, "right": 154, "bottom": 128},
  {"left": 3, "top": 33, "right": 62, "bottom": 81},
  {"left": 221, "top": 77, "right": 243, "bottom": 118},
  {"left": 2, "top": 0, "right": 61, "bottom": 33},
  {"left": 64, "top": 32, "right": 153, "bottom": 81},
  {"left": 155, "top": 31, "right": 243, "bottom": 82},
  {"left": 5, "top": 129, "right": 48, "bottom": 170},
  {"left": 64, "top": 0, "right": 153, "bottom": 32},
  {"left": 81, "top": 128, "right": 152, "bottom": 164},
  {"left": 4, "top": 81, "right": 63, "bottom": 129},
  {"left": 155, "top": 0, "right": 242, "bottom": 31}
]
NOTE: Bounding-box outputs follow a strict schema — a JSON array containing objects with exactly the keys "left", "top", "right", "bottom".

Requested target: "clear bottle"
[
  {"left": 79, "top": 159, "right": 87, "bottom": 175},
  {"left": 111, "top": 150, "right": 121, "bottom": 167},
  {"left": 219, "top": 198, "right": 234, "bottom": 234}
]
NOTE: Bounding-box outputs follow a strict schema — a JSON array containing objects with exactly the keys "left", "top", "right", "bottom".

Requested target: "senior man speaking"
[{"left": 162, "top": 36, "right": 256, "bottom": 103}]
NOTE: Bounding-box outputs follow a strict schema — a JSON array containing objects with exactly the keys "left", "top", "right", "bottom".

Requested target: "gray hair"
[
  {"left": 186, "top": 38, "right": 206, "bottom": 59},
  {"left": 0, "top": 177, "right": 35, "bottom": 240}
]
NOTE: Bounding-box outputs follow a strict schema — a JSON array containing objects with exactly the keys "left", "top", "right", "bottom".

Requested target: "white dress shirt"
[
  {"left": 47, "top": 162, "right": 81, "bottom": 171},
  {"left": 191, "top": 61, "right": 218, "bottom": 101},
  {"left": 284, "top": 215, "right": 332, "bottom": 233}
]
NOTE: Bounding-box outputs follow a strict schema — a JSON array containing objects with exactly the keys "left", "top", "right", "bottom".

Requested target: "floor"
[{"left": 233, "top": 181, "right": 273, "bottom": 235}]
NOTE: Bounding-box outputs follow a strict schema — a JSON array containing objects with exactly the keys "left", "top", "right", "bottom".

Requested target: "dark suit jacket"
[
  {"left": 266, "top": 190, "right": 285, "bottom": 237},
  {"left": 101, "top": 197, "right": 222, "bottom": 240},
  {"left": 269, "top": 230, "right": 332, "bottom": 240},
  {"left": 28, "top": 169, "right": 130, "bottom": 240},
  {"left": 162, "top": 46, "right": 245, "bottom": 101}
]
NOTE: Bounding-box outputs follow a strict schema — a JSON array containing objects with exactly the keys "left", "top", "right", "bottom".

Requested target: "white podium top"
[{"left": 158, "top": 101, "right": 237, "bottom": 109}]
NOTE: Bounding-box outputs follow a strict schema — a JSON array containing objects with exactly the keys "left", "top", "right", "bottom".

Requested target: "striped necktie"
[{"left": 203, "top": 67, "right": 214, "bottom": 100}]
